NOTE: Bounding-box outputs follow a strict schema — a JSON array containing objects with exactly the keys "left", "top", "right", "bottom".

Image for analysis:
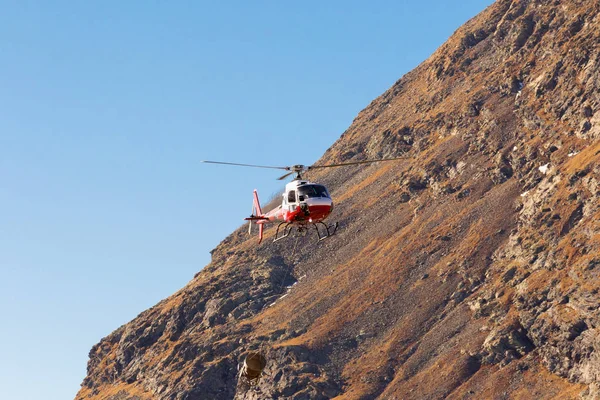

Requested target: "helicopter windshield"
[{"left": 297, "top": 184, "right": 330, "bottom": 199}]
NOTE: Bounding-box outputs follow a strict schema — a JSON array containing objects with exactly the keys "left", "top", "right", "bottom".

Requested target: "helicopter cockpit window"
[
  {"left": 297, "top": 184, "right": 329, "bottom": 199},
  {"left": 287, "top": 190, "right": 296, "bottom": 203}
]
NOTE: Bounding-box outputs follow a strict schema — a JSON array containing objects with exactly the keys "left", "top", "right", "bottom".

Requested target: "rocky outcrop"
[{"left": 77, "top": 0, "right": 600, "bottom": 399}]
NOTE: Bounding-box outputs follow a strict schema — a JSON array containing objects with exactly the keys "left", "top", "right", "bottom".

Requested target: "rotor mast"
[{"left": 290, "top": 165, "right": 307, "bottom": 180}]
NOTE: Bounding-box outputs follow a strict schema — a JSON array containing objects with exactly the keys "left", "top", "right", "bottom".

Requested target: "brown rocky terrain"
[{"left": 76, "top": 0, "right": 600, "bottom": 399}]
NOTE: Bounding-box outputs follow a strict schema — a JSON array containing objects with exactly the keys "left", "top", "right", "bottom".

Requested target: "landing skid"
[
  {"left": 273, "top": 222, "right": 294, "bottom": 242},
  {"left": 273, "top": 221, "right": 338, "bottom": 242},
  {"left": 314, "top": 221, "right": 338, "bottom": 241}
]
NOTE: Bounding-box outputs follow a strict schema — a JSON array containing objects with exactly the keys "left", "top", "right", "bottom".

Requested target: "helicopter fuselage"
[
  {"left": 245, "top": 180, "right": 336, "bottom": 242},
  {"left": 260, "top": 180, "right": 333, "bottom": 224}
]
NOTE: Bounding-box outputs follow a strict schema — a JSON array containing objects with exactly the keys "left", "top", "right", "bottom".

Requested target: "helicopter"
[{"left": 201, "top": 157, "right": 407, "bottom": 243}]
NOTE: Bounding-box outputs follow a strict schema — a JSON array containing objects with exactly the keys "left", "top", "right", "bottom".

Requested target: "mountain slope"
[{"left": 77, "top": 0, "right": 600, "bottom": 399}]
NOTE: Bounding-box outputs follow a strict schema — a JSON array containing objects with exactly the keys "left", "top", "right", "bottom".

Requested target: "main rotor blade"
[
  {"left": 277, "top": 171, "right": 295, "bottom": 181},
  {"left": 201, "top": 160, "right": 289, "bottom": 170},
  {"left": 307, "top": 156, "right": 409, "bottom": 170}
]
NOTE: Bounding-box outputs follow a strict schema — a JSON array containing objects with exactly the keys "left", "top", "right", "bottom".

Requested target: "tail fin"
[
  {"left": 244, "top": 190, "right": 265, "bottom": 244},
  {"left": 252, "top": 189, "right": 262, "bottom": 216}
]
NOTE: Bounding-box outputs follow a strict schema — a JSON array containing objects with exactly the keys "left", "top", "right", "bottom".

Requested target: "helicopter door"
[
  {"left": 287, "top": 190, "right": 296, "bottom": 203},
  {"left": 286, "top": 190, "right": 297, "bottom": 210}
]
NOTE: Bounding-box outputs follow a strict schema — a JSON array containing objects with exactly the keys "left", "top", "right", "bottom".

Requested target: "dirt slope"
[{"left": 77, "top": 0, "right": 600, "bottom": 398}]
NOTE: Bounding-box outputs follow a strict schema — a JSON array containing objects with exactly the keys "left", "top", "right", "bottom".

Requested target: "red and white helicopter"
[{"left": 202, "top": 158, "right": 406, "bottom": 243}]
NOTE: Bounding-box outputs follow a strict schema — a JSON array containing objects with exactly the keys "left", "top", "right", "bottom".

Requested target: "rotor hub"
[
  {"left": 291, "top": 165, "right": 306, "bottom": 172},
  {"left": 289, "top": 165, "right": 308, "bottom": 180}
]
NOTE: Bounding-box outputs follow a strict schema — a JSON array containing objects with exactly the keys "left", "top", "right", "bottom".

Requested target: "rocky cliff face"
[{"left": 76, "top": 0, "right": 600, "bottom": 399}]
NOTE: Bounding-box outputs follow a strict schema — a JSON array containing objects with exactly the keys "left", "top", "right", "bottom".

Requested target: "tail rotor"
[{"left": 248, "top": 203, "right": 255, "bottom": 235}]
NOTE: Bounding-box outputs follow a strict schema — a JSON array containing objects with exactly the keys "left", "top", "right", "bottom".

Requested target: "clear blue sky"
[{"left": 0, "top": 1, "right": 493, "bottom": 399}]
